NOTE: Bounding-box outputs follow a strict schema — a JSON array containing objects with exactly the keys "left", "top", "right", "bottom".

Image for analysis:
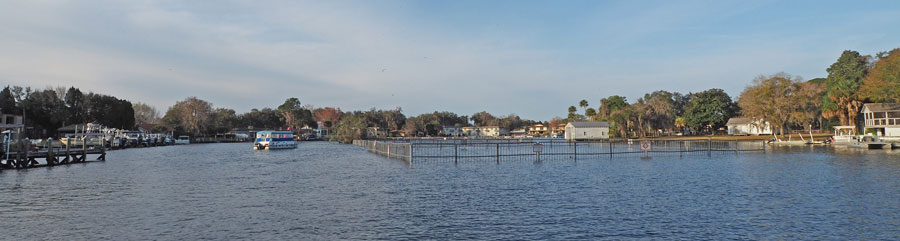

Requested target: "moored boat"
[
  {"left": 829, "top": 126, "right": 858, "bottom": 146},
  {"left": 253, "top": 131, "right": 297, "bottom": 150},
  {"left": 174, "top": 136, "right": 190, "bottom": 145}
]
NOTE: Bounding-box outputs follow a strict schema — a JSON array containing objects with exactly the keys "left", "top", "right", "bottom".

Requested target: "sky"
[{"left": 1, "top": 0, "right": 899, "bottom": 121}]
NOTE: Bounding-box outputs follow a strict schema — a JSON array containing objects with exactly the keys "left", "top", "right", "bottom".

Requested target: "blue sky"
[{"left": 1, "top": 0, "right": 899, "bottom": 121}]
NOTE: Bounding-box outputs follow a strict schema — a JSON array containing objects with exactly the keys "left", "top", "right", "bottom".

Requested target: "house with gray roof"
[
  {"left": 564, "top": 121, "right": 610, "bottom": 141},
  {"left": 861, "top": 103, "right": 900, "bottom": 136}
]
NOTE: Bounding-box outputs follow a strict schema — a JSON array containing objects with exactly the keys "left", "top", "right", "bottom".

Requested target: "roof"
[
  {"left": 726, "top": 118, "right": 753, "bottom": 125},
  {"left": 567, "top": 121, "right": 610, "bottom": 128},
  {"left": 257, "top": 130, "right": 293, "bottom": 134},
  {"left": 863, "top": 103, "right": 900, "bottom": 112}
]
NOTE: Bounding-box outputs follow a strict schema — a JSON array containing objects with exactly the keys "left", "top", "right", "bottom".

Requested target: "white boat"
[
  {"left": 174, "top": 136, "right": 190, "bottom": 145},
  {"left": 253, "top": 131, "right": 297, "bottom": 150},
  {"left": 830, "top": 125, "right": 857, "bottom": 145}
]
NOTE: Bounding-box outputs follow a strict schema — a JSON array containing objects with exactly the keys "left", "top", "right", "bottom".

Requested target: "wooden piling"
[
  {"left": 47, "top": 139, "right": 55, "bottom": 166},
  {"left": 64, "top": 139, "right": 71, "bottom": 163}
]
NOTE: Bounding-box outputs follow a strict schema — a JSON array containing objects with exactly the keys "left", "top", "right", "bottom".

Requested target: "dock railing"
[{"left": 355, "top": 139, "right": 767, "bottom": 162}]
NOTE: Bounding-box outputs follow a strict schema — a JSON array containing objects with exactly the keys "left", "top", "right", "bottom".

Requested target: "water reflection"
[{"left": 1, "top": 142, "right": 900, "bottom": 239}]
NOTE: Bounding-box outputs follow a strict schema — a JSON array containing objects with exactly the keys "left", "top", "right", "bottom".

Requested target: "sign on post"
[
  {"left": 533, "top": 143, "right": 543, "bottom": 153},
  {"left": 640, "top": 140, "right": 652, "bottom": 152}
]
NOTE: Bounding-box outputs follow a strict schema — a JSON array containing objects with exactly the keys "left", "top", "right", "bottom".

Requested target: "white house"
[
  {"left": 564, "top": 121, "right": 610, "bottom": 141},
  {"left": 861, "top": 103, "right": 900, "bottom": 136},
  {"left": 461, "top": 126, "right": 508, "bottom": 137},
  {"left": 726, "top": 118, "right": 773, "bottom": 136}
]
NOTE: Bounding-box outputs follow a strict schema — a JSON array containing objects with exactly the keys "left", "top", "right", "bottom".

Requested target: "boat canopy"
[{"left": 256, "top": 131, "right": 294, "bottom": 139}]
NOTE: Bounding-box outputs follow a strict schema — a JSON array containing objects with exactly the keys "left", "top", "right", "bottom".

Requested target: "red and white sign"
[
  {"left": 640, "top": 141, "right": 652, "bottom": 151},
  {"left": 533, "top": 143, "right": 543, "bottom": 153}
]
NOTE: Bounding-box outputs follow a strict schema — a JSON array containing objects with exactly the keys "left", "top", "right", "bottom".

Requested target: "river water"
[{"left": 2, "top": 142, "right": 900, "bottom": 240}]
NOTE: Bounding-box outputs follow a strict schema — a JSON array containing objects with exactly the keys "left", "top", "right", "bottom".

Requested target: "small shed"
[
  {"left": 726, "top": 118, "right": 772, "bottom": 136},
  {"left": 564, "top": 121, "right": 610, "bottom": 141}
]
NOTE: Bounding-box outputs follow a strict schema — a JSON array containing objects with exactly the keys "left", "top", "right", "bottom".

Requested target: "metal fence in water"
[
  {"left": 354, "top": 139, "right": 767, "bottom": 162},
  {"left": 353, "top": 140, "right": 413, "bottom": 161}
]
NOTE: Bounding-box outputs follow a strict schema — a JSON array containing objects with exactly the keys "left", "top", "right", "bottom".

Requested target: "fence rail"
[
  {"left": 353, "top": 140, "right": 413, "bottom": 161},
  {"left": 355, "top": 139, "right": 767, "bottom": 162}
]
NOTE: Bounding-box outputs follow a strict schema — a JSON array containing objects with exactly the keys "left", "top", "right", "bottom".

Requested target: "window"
[{"left": 875, "top": 112, "right": 886, "bottom": 118}]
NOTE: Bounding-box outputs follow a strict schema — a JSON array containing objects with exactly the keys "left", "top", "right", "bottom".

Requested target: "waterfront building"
[
  {"left": 460, "top": 126, "right": 508, "bottom": 137},
  {"left": 366, "top": 127, "right": 387, "bottom": 138},
  {"left": 725, "top": 118, "right": 773, "bottom": 136},
  {"left": 564, "top": 121, "right": 610, "bottom": 141},
  {"left": 442, "top": 126, "right": 462, "bottom": 137},
  {"left": 861, "top": 103, "right": 900, "bottom": 136},
  {"left": 527, "top": 124, "right": 550, "bottom": 136},
  {"left": 0, "top": 110, "right": 24, "bottom": 133},
  {"left": 510, "top": 128, "right": 527, "bottom": 137},
  {"left": 315, "top": 121, "right": 332, "bottom": 138}
]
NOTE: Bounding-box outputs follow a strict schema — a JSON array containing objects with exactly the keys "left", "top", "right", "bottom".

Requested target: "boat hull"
[{"left": 253, "top": 141, "right": 297, "bottom": 150}]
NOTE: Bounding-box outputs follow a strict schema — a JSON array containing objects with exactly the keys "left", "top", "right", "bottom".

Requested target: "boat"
[
  {"left": 174, "top": 136, "right": 190, "bottom": 145},
  {"left": 829, "top": 126, "right": 857, "bottom": 145},
  {"left": 253, "top": 131, "right": 297, "bottom": 150}
]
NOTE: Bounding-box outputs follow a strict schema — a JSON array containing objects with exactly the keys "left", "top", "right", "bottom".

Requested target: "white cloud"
[{"left": 1, "top": 1, "right": 898, "bottom": 120}]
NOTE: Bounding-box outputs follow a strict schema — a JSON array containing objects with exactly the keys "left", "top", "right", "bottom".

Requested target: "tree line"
[
  {"left": 566, "top": 89, "right": 737, "bottom": 138},
  {"left": 0, "top": 86, "right": 135, "bottom": 137},
  {"left": 566, "top": 48, "right": 900, "bottom": 138},
  {"left": 5, "top": 48, "right": 897, "bottom": 140},
  {"left": 330, "top": 109, "right": 540, "bottom": 143}
]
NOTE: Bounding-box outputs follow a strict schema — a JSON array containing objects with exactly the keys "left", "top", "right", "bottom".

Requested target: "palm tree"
[
  {"left": 585, "top": 108, "right": 597, "bottom": 120},
  {"left": 579, "top": 100, "right": 588, "bottom": 110}
]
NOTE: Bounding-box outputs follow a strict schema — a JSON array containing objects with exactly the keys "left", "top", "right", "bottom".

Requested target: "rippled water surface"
[{"left": 3, "top": 142, "right": 900, "bottom": 240}]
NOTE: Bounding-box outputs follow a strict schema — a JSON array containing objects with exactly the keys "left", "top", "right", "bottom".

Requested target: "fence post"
[
  {"left": 733, "top": 140, "right": 738, "bottom": 155},
  {"left": 707, "top": 138, "right": 711, "bottom": 157},
  {"left": 454, "top": 144, "right": 458, "bottom": 163},
  {"left": 387, "top": 143, "right": 391, "bottom": 158},
  {"left": 573, "top": 142, "right": 577, "bottom": 161},
  {"left": 408, "top": 143, "right": 413, "bottom": 162},
  {"left": 496, "top": 143, "right": 499, "bottom": 164},
  {"left": 762, "top": 140, "right": 766, "bottom": 152},
  {"left": 608, "top": 140, "right": 613, "bottom": 159}
]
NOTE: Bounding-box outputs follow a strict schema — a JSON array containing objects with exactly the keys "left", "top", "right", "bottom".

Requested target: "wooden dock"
[{"left": 1, "top": 139, "right": 106, "bottom": 170}]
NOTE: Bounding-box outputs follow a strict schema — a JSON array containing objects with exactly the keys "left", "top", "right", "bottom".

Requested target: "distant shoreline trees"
[
  {"left": 0, "top": 85, "right": 135, "bottom": 137},
  {"left": 4, "top": 48, "right": 899, "bottom": 139}
]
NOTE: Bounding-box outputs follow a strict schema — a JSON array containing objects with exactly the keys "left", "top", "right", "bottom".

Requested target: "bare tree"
[{"left": 133, "top": 102, "right": 161, "bottom": 126}]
